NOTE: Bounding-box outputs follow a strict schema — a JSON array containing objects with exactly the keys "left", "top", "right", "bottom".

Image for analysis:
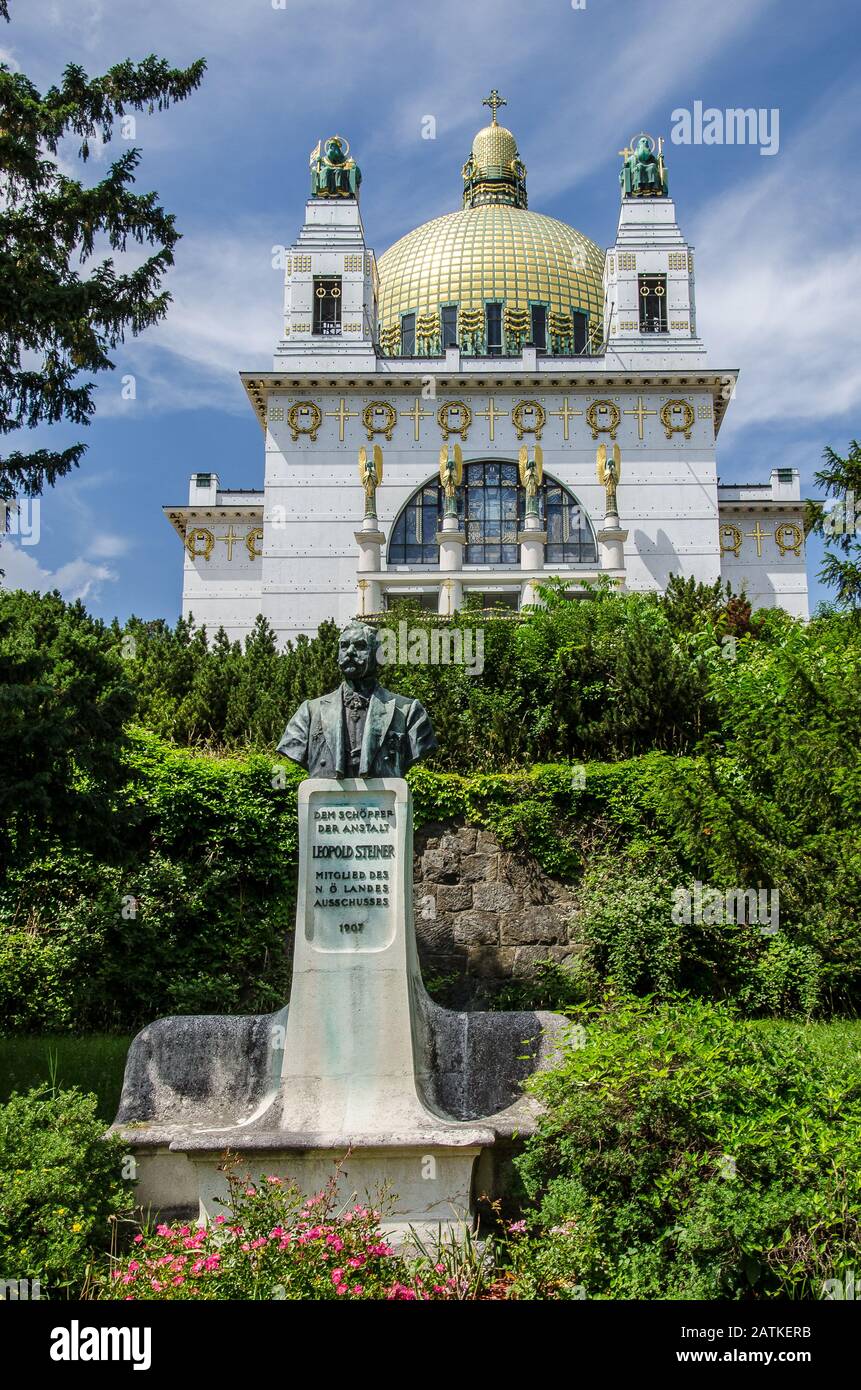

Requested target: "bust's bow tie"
[{"left": 344, "top": 691, "right": 370, "bottom": 713}]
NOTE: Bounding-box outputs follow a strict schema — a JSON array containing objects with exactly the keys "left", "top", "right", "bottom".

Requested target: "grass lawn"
[{"left": 0, "top": 1034, "right": 132, "bottom": 1122}]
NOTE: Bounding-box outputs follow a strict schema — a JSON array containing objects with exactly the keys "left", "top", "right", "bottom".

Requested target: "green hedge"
[
  {"left": 516, "top": 995, "right": 861, "bottom": 1299},
  {"left": 0, "top": 730, "right": 854, "bottom": 1031}
]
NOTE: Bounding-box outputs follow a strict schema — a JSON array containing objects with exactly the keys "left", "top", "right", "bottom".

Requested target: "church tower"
[
  {"left": 603, "top": 134, "right": 703, "bottom": 365},
  {"left": 276, "top": 135, "right": 378, "bottom": 365}
]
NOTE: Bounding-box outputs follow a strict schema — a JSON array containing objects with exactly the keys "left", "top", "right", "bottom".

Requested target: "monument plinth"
[{"left": 113, "top": 625, "right": 567, "bottom": 1240}]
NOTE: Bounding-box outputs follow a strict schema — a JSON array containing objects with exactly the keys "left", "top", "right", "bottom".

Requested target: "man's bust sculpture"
[{"left": 277, "top": 622, "right": 437, "bottom": 779}]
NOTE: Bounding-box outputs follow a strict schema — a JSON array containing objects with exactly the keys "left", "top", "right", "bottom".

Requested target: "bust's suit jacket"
[{"left": 277, "top": 683, "right": 437, "bottom": 778}]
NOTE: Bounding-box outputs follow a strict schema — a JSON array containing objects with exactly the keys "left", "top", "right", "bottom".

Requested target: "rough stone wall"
[{"left": 413, "top": 822, "right": 579, "bottom": 1008}]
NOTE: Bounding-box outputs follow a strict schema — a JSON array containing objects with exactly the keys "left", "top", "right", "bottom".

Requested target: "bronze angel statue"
[
  {"left": 597, "top": 442, "right": 621, "bottom": 517},
  {"left": 518, "top": 444, "right": 543, "bottom": 517},
  {"left": 358, "top": 445, "right": 383, "bottom": 519},
  {"left": 439, "top": 444, "right": 463, "bottom": 516}
]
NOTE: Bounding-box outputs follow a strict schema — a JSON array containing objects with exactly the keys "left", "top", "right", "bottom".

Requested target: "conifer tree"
[{"left": 0, "top": 5, "right": 205, "bottom": 500}]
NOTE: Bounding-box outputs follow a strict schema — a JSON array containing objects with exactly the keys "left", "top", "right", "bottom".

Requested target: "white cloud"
[
  {"left": 88, "top": 532, "right": 131, "bottom": 559},
  {"left": 693, "top": 87, "right": 861, "bottom": 433},
  {"left": 0, "top": 541, "right": 117, "bottom": 602}
]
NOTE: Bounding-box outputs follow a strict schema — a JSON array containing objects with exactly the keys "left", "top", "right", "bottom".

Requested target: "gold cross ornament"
[
  {"left": 476, "top": 397, "right": 508, "bottom": 442},
  {"left": 623, "top": 395, "right": 657, "bottom": 441},
  {"left": 218, "top": 525, "right": 240, "bottom": 560},
  {"left": 550, "top": 396, "right": 583, "bottom": 441},
  {"left": 325, "top": 397, "right": 358, "bottom": 442},
  {"left": 746, "top": 522, "right": 767, "bottom": 557},
  {"left": 483, "top": 89, "right": 507, "bottom": 124},
  {"left": 400, "top": 398, "right": 434, "bottom": 441}
]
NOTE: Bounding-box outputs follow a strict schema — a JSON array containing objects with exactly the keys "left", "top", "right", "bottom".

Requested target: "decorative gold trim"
[
  {"left": 549, "top": 397, "right": 582, "bottom": 440},
  {"left": 325, "top": 397, "right": 358, "bottom": 442},
  {"left": 586, "top": 400, "right": 621, "bottom": 440},
  {"left": 476, "top": 397, "right": 508, "bottom": 442},
  {"left": 719, "top": 523, "right": 742, "bottom": 557},
  {"left": 437, "top": 400, "right": 472, "bottom": 441},
  {"left": 623, "top": 395, "right": 657, "bottom": 441},
  {"left": 287, "top": 401, "right": 322, "bottom": 442},
  {"left": 775, "top": 522, "right": 803, "bottom": 558},
  {"left": 401, "top": 398, "right": 434, "bottom": 441},
  {"left": 361, "top": 401, "right": 397, "bottom": 441},
  {"left": 660, "top": 399, "right": 695, "bottom": 440},
  {"left": 245, "top": 527, "right": 264, "bottom": 560},
  {"left": 185, "top": 527, "right": 214, "bottom": 561},
  {"left": 512, "top": 399, "right": 546, "bottom": 440}
]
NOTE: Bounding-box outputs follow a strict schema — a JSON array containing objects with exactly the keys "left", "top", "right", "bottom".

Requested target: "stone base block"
[{"left": 189, "top": 1144, "right": 482, "bottom": 1246}]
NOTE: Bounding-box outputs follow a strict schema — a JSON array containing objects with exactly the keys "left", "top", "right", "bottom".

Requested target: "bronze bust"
[{"left": 277, "top": 622, "right": 437, "bottom": 779}]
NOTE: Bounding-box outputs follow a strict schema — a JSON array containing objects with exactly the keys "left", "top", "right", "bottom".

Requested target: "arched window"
[{"left": 387, "top": 462, "right": 597, "bottom": 566}]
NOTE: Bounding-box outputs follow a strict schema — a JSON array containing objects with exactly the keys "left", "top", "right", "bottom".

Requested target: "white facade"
[{"left": 165, "top": 141, "right": 809, "bottom": 643}]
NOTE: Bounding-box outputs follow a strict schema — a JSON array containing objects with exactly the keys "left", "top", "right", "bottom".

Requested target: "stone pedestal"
[
  {"left": 355, "top": 521, "right": 385, "bottom": 616},
  {"left": 112, "top": 782, "right": 568, "bottom": 1243},
  {"left": 597, "top": 517, "right": 628, "bottom": 572},
  {"left": 517, "top": 520, "right": 546, "bottom": 606},
  {"left": 435, "top": 515, "right": 466, "bottom": 614}
]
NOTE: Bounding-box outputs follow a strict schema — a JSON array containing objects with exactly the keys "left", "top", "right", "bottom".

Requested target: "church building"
[{"left": 163, "top": 94, "right": 809, "bottom": 644}]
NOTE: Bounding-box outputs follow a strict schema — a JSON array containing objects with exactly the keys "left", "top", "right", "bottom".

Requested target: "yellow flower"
[{"left": 72, "top": 1222, "right": 83, "bottom": 1233}]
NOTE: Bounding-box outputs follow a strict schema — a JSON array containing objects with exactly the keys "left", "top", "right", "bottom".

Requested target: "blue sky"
[{"left": 2, "top": 0, "right": 859, "bottom": 622}]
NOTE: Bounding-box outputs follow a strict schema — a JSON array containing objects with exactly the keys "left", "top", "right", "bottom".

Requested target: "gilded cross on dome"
[{"left": 482, "top": 89, "right": 507, "bottom": 124}]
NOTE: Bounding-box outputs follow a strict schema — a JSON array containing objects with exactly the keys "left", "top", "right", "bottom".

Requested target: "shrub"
[
  {"left": 0, "top": 1087, "right": 133, "bottom": 1298},
  {"left": 99, "top": 1162, "right": 477, "bottom": 1301},
  {"left": 516, "top": 994, "right": 861, "bottom": 1299}
]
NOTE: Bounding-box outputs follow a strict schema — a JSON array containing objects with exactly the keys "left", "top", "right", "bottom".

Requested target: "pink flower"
[
  {"left": 331, "top": 1268, "right": 343, "bottom": 1284},
  {"left": 266, "top": 1175, "right": 283, "bottom": 1185},
  {"left": 151, "top": 1279, "right": 163, "bottom": 1291},
  {"left": 348, "top": 1256, "right": 365, "bottom": 1269},
  {"left": 179, "top": 1225, "right": 190, "bottom": 1236},
  {"left": 128, "top": 1261, "right": 140, "bottom": 1273},
  {"left": 434, "top": 1263, "right": 445, "bottom": 1273},
  {"left": 268, "top": 1227, "right": 284, "bottom": 1239},
  {"left": 508, "top": 1219, "right": 527, "bottom": 1235},
  {"left": 245, "top": 1186, "right": 257, "bottom": 1196},
  {"left": 111, "top": 1269, "right": 121, "bottom": 1279},
  {"left": 192, "top": 1259, "right": 205, "bottom": 1275},
  {"left": 326, "top": 1235, "right": 344, "bottom": 1252},
  {"left": 172, "top": 1275, "right": 184, "bottom": 1286},
  {"left": 214, "top": 1214, "right": 227, "bottom": 1225},
  {"left": 351, "top": 1285, "right": 363, "bottom": 1296},
  {"left": 156, "top": 1223, "right": 171, "bottom": 1237},
  {"left": 133, "top": 1234, "right": 144, "bottom": 1245},
  {"left": 336, "top": 1284, "right": 348, "bottom": 1295},
  {"left": 251, "top": 1238, "right": 267, "bottom": 1249}
]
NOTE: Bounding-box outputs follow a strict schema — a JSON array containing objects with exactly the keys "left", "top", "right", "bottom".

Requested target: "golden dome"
[
  {"left": 376, "top": 93, "right": 604, "bottom": 357},
  {"left": 471, "top": 121, "right": 518, "bottom": 172},
  {"left": 377, "top": 203, "right": 604, "bottom": 356}
]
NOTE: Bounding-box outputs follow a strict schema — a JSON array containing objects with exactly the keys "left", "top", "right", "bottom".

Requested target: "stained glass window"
[{"left": 387, "top": 464, "right": 597, "bottom": 566}]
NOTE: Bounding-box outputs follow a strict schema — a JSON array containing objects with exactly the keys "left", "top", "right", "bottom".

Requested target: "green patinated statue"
[
  {"left": 310, "top": 136, "right": 362, "bottom": 198},
  {"left": 277, "top": 622, "right": 436, "bottom": 779},
  {"left": 620, "top": 134, "right": 668, "bottom": 197}
]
